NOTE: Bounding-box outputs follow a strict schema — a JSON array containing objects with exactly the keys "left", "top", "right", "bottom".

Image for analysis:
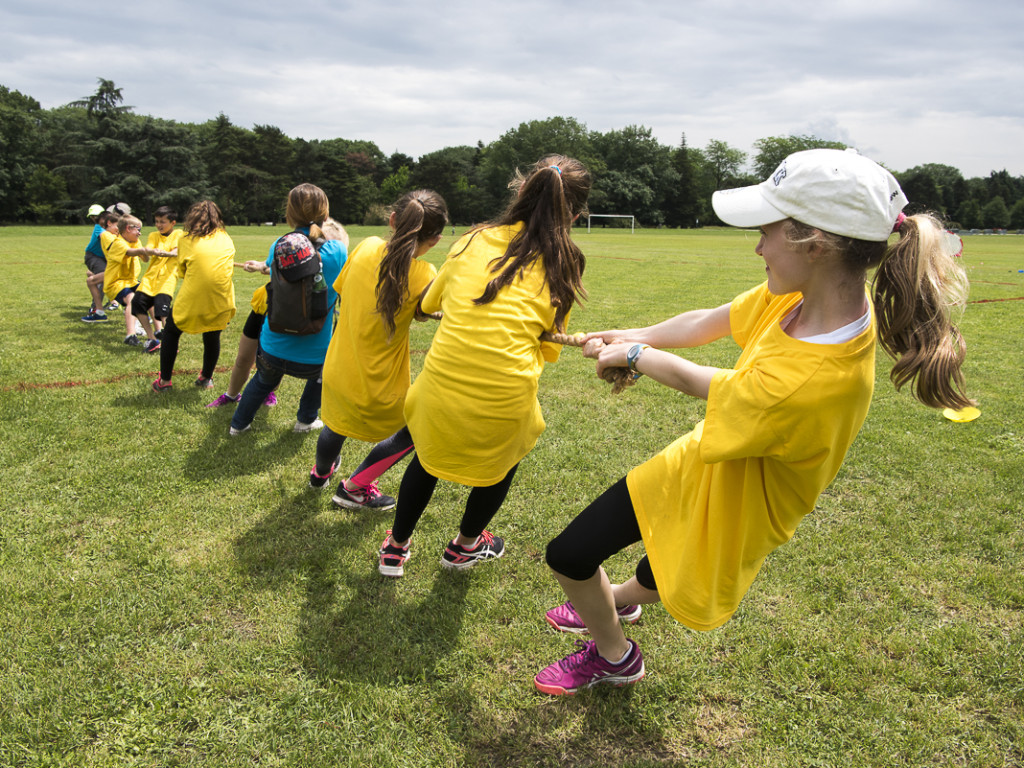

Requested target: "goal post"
[{"left": 586, "top": 214, "right": 635, "bottom": 233}]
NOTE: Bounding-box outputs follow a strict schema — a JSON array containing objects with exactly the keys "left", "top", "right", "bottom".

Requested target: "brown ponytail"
[
  {"left": 468, "top": 155, "right": 591, "bottom": 332},
  {"left": 871, "top": 213, "right": 972, "bottom": 409},
  {"left": 376, "top": 190, "right": 448, "bottom": 338}
]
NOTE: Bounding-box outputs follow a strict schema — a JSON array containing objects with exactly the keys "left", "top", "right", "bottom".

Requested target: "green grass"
[{"left": 1, "top": 224, "right": 1022, "bottom": 767}]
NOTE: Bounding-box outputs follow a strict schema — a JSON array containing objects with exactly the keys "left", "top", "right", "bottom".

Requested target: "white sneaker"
[
  {"left": 293, "top": 418, "right": 323, "bottom": 433},
  {"left": 229, "top": 424, "right": 251, "bottom": 437}
]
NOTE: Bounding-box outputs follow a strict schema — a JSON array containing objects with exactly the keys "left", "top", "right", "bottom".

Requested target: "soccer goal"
[{"left": 586, "top": 214, "right": 635, "bottom": 233}]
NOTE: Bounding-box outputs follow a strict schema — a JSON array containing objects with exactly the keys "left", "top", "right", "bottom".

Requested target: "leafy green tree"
[
  {"left": 664, "top": 133, "right": 702, "bottom": 228},
  {"left": 591, "top": 125, "right": 676, "bottom": 226},
  {"left": 1009, "top": 198, "right": 1024, "bottom": 230},
  {"left": 751, "top": 135, "right": 846, "bottom": 179},
  {"left": 69, "top": 78, "right": 132, "bottom": 120},
  {"left": 982, "top": 196, "right": 1010, "bottom": 229},
  {"left": 0, "top": 85, "right": 45, "bottom": 220},
  {"left": 953, "top": 199, "right": 982, "bottom": 229},
  {"left": 380, "top": 165, "right": 412, "bottom": 202},
  {"left": 480, "top": 117, "right": 601, "bottom": 206},
  {"left": 24, "top": 167, "right": 67, "bottom": 222},
  {"left": 411, "top": 145, "right": 493, "bottom": 225},
  {"left": 897, "top": 164, "right": 966, "bottom": 218},
  {"left": 702, "top": 139, "right": 748, "bottom": 190}
]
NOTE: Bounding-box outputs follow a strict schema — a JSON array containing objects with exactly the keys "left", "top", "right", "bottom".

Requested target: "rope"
[{"left": 422, "top": 313, "right": 635, "bottom": 394}]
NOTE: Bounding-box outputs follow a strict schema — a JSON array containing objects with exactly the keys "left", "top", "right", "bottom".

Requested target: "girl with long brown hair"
[
  {"left": 376, "top": 155, "right": 591, "bottom": 578},
  {"left": 153, "top": 200, "right": 236, "bottom": 391},
  {"left": 309, "top": 190, "right": 448, "bottom": 509},
  {"left": 534, "top": 149, "right": 972, "bottom": 695}
]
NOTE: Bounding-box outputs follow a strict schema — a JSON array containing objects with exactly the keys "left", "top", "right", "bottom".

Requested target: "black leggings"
[
  {"left": 391, "top": 455, "right": 519, "bottom": 543},
  {"left": 159, "top": 314, "right": 222, "bottom": 382},
  {"left": 314, "top": 425, "right": 415, "bottom": 486},
  {"left": 545, "top": 476, "right": 656, "bottom": 591}
]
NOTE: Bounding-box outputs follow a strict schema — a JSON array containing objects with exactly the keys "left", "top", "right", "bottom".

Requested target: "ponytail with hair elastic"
[
  {"left": 469, "top": 155, "right": 591, "bottom": 332},
  {"left": 376, "top": 190, "right": 449, "bottom": 338},
  {"left": 871, "top": 212, "right": 972, "bottom": 410}
]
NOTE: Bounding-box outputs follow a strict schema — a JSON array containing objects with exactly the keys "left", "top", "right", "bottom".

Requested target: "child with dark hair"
[
  {"left": 81, "top": 204, "right": 110, "bottom": 322},
  {"left": 376, "top": 155, "right": 591, "bottom": 578},
  {"left": 309, "top": 190, "right": 448, "bottom": 511},
  {"left": 131, "top": 206, "right": 182, "bottom": 353}
]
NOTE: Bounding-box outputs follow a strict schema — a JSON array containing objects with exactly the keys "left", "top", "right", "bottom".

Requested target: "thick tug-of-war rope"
[{"left": 422, "top": 312, "right": 635, "bottom": 394}]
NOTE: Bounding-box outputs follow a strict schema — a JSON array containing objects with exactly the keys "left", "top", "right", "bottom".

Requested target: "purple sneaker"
[
  {"left": 206, "top": 392, "right": 241, "bottom": 408},
  {"left": 262, "top": 391, "right": 278, "bottom": 407},
  {"left": 545, "top": 601, "right": 642, "bottom": 635},
  {"left": 534, "top": 639, "right": 645, "bottom": 696}
]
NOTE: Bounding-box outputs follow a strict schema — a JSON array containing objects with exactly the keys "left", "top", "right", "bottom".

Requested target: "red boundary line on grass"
[
  {"left": 969, "top": 296, "right": 1024, "bottom": 304},
  {"left": 2, "top": 366, "right": 232, "bottom": 392}
]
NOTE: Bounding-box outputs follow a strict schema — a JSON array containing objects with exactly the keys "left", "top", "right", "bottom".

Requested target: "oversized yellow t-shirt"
[
  {"left": 404, "top": 224, "right": 566, "bottom": 486},
  {"left": 139, "top": 229, "right": 182, "bottom": 297},
  {"left": 627, "top": 282, "right": 876, "bottom": 631},
  {"left": 171, "top": 229, "right": 236, "bottom": 334},
  {"left": 101, "top": 231, "right": 140, "bottom": 300},
  {"left": 321, "top": 236, "right": 438, "bottom": 442}
]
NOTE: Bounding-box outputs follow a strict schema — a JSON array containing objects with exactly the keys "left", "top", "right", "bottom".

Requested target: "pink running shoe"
[
  {"left": 545, "top": 601, "right": 642, "bottom": 635},
  {"left": 206, "top": 392, "right": 241, "bottom": 408},
  {"left": 534, "top": 639, "right": 645, "bottom": 696},
  {"left": 262, "top": 391, "right": 278, "bottom": 407}
]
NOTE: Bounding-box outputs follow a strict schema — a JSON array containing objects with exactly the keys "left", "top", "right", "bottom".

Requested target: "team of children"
[{"left": 73, "top": 149, "right": 972, "bottom": 697}]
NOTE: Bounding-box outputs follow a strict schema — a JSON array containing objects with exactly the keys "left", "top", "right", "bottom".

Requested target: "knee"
[{"left": 545, "top": 533, "right": 590, "bottom": 581}]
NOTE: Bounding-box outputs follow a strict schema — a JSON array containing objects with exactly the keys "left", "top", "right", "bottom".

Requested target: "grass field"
[{"left": 1, "top": 224, "right": 1022, "bottom": 767}]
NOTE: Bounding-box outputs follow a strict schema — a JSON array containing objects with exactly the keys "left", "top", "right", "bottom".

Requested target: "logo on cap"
[{"left": 772, "top": 163, "right": 787, "bottom": 187}]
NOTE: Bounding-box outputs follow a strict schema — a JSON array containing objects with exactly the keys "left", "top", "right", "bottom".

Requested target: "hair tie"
[
  {"left": 548, "top": 165, "right": 562, "bottom": 175},
  {"left": 892, "top": 212, "right": 906, "bottom": 233}
]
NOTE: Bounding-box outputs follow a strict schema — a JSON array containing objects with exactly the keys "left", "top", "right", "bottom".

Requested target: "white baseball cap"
[
  {"left": 88, "top": 204, "right": 104, "bottom": 216},
  {"left": 107, "top": 202, "right": 132, "bottom": 216},
  {"left": 712, "top": 149, "right": 907, "bottom": 242}
]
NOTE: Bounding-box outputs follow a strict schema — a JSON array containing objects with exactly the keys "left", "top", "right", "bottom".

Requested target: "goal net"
[{"left": 586, "top": 214, "right": 635, "bottom": 233}]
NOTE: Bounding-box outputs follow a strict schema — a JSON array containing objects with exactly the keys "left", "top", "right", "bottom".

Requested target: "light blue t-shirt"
[
  {"left": 260, "top": 228, "right": 346, "bottom": 365},
  {"left": 85, "top": 223, "right": 104, "bottom": 259}
]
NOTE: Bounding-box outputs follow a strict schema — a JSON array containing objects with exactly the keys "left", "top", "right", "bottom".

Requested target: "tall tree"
[
  {"left": 664, "top": 133, "right": 702, "bottom": 228},
  {"left": 751, "top": 135, "right": 846, "bottom": 179}
]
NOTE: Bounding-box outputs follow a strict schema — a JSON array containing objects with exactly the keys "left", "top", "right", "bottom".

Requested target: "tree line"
[{"left": 3, "top": 79, "right": 1023, "bottom": 230}]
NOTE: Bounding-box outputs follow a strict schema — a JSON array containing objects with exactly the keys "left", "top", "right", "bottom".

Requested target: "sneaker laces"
[
  {"left": 559, "top": 640, "right": 598, "bottom": 671},
  {"left": 362, "top": 481, "right": 383, "bottom": 499},
  {"left": 476, "top": 530, "right": 495, "bottom": 547}
]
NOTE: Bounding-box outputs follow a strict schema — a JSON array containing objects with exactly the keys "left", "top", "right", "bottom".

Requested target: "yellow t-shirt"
[
  {"left": 171, "top": 229, "right": 236, "bottom": 333},
  {"left": 403, "top": 224, "right": 566, "bottom": 486},
  {"left": 101, "top": 231, "right": 140, "bottom": 300},
  {"left": 627, "top": 282, "right": 877, "bottom": 631},
  {"left": 321, "top": 236, "right": 438, "bottom": 442},
  {"left": 139, "top": 229, "right": 183, "bottom": 297},
  {"left": 250, "top": 284, "right": 269, "bottom": 315}
]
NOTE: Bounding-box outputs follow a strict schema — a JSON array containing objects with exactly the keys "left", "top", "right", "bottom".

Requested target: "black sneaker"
[
  {"left": 332, "top": 481, "right": 396, "bottom": 511},
  {"left": 378, "top": 530, "right": 411, "bottom": 577},
  {"left": 440, "top": 530, "right": 505, "bottom": 570},
  {"left": 124, "top": 335, "right": 142, "bottom": 347},
  {"left": 309, "top": 457, "right": 340, "bottom": 489}
]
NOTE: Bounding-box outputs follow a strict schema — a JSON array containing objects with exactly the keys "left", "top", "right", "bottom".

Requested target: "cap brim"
[{"left": 712, "top": 185, "right": 788, "bottom": 229}]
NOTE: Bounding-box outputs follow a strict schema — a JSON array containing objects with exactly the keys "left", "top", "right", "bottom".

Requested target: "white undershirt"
[{"left": 782, "top": 301, "right": 871, "bottom": 345}]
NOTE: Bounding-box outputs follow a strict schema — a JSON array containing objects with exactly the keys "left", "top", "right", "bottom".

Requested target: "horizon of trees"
[{"left": 2, "top": 80, "right": 1023, "bottom": 231}]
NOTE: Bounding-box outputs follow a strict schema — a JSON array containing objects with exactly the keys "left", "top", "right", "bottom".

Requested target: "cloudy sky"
[{"left": 4, "top": 0, "right": 1022, "bottom": 178}]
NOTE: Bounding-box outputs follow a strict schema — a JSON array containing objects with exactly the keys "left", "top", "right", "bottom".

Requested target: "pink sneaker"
[
  {"left": 545, "top": 601, "right": 642, "bottom": 635},
  {"left": 262, "top": 391, "right": 278, "bottom": 407},
  {"left": 534, "top": 639, "right": 645, "bottom": 696},
  {"left": 206, "top": 392, "right": 240, "bottom": 408}
]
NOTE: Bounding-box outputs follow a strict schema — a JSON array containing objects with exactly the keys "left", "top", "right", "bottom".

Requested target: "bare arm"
[
  {"left": 588, "top": 341, "right": 720, "bottom": 400},
  {"left": 584, "top": 302, "right": 732, "bottom": 350}
]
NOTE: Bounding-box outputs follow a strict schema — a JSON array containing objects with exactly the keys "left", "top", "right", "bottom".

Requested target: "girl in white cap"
[{"left": 534, "top": 149, "right": 972, "bottom": 696}]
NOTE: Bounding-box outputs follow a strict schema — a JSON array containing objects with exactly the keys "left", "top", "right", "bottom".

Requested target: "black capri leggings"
[
  {"left": 545, "top": 476, "right": 657, "bottom": 591},
  {"left": 159, "top": 314, "right": 222, "bottom": 382}
]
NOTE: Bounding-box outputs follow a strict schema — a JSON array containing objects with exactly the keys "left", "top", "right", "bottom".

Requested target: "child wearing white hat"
[{"left": 534, "top": 149, "right": 973, "bottom": 696}]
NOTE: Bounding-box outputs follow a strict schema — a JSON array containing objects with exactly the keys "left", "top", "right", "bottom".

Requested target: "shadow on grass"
[
  {"left": 233, "top": 489, "right": 471, "bottom": 687},
  {"left": 450, "top": 689, "right": 686, "bottom": 768}
]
